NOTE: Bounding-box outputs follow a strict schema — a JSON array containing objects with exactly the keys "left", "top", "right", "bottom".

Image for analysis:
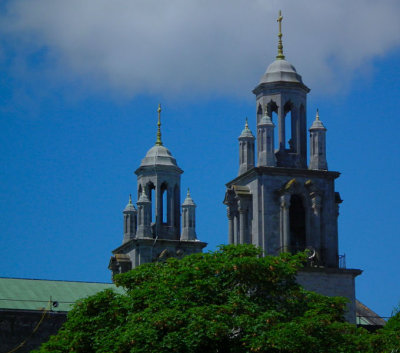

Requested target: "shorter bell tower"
[{"left": 109, "top": 105, "right": 206, "bottom": 277}]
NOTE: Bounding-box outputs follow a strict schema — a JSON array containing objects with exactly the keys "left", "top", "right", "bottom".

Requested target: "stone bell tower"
[
  {"left": 224, "top": 11, "right": 361, "bottom": 322},
  {"left": 109, "top": 105, "right": 206, "bottom": 276}
]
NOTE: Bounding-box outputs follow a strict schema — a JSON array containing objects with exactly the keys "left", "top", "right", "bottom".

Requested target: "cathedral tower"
[
  {"left": 109, "top": 105, "right": 206, "bottom": 276},
  {"left": 224, "top": 11, "right": 361, "bottom": 322}
]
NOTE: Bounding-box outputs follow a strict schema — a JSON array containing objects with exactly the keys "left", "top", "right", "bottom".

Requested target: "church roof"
[
  {"left": 0, "top": 277, "right": 122, "bottom": 312},
  {"left": 356, "top": 300, "right": 387, "bottom": 327}
]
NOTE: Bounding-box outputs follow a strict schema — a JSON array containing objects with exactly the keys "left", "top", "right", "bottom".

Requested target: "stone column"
[
  {"left": 239, "top": 209, "right": 246, "bottom": 244},
  {"left": 280, "top": 194, "right": 291, "bottom": 252},
  {"left": 233, "top": 213, "right": 239, "bottom": 245},
  {"left": 227, "top": 208, "right": 234, "bottom": 245},
  {"left": 167, "top": 187, "right": 172, "bottom": 226},
  {"left": 310, "top": 192, "right": 322, "bottom": 257},
  {"left": 156, "top": 184, "right": 162, "bottom": 234}
]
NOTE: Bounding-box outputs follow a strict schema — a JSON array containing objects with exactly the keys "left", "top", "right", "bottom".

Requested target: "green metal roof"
[{"left": 0, "top": 278, "right": 123, "bottom": 312}]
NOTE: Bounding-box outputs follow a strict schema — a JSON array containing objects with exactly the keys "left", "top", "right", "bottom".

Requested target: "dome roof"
[
  {"left": 310, "top": 110, "right": 327, "bottom": 130},
  {"left": 123, "top": 195, "right": 136, "bottom": 213},
  {"left": 259, "top": 59, "right": 304, "bottom": 85},
  {"left": 182, "top": 189, "right": 196, "bottom": 207},
  {"left": 139, "top": 144, "right": 178, "bottom": 168},
  {"left": 259, "top": 113, "right": 274, "bottom": 126},
  {"left": 239, "top": 119, "right": 255, "bottom": 139},
  {"left": 138, "top": 189, "right": 150, "bottom": 203}
]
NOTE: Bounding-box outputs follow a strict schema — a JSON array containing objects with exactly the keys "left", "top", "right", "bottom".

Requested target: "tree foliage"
[{"left": 35, "top": 245, "right": 398, "bottom": 353}]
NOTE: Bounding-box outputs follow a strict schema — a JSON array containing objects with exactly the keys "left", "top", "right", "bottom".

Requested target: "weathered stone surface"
[{"left": 0, "top": 310, "right": 66, "bottom": 353}]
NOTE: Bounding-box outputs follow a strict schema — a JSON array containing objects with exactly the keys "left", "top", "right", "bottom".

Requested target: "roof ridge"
[{"left": 0, "top": 277, "right": 114, "bottom": 284}]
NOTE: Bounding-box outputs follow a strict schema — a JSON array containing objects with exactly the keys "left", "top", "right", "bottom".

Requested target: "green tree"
[
  {"left": 371, "top": 306, "right": 400, "bottom": 353},
  {"left": 36, "top": 245, "right": 377, "bottom": 353}
]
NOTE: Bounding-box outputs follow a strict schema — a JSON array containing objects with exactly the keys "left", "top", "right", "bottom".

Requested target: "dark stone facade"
[{"left": 0, "top": 310, "right": 66, "bottom": 353}]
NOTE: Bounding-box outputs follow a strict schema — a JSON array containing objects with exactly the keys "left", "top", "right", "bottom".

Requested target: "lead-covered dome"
[
  {"left": 259, "top": 59, "right": 304, "bottom": 84},
  {"left": 139, "top": 145, "right": 178, "bottom": 167}
]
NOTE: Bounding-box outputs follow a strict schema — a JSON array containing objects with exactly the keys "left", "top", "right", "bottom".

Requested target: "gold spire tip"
[
  {"left": 129, "top": 194, "right": 132, "bottom": 204},
  {"left": 245, "top": 117, "right": 249, "bottom": 129},
  {"left": 316, "top": 109, "right": 320, "bottom": 120},
  {"left": 155, "top": 103, "right": 163, "bottom": 146},
  {"left": 276, "top": 10, "right": 285, "bottom": 60}
]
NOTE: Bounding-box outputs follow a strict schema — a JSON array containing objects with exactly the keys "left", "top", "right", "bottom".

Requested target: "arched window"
[
  {"left": 174, "top": 184, "right": 180, "bottom": 228},
  {"left": 146, "top": 182, "right": 155, "bottom": 223},
  {"left": 257, "top": 103, "right": 263, "bottom": 123},
  {"left": 289, "top": 194, "right": 306, "bottom": 252},
  {"left": 267, "top": 101, "right": 278, "bottom": 152},
  {"left": 161, "top": 182, "right": 168, "bottom": 224},
  {"left": 284, "top": 101, "right": 294, "bottom": 150}
]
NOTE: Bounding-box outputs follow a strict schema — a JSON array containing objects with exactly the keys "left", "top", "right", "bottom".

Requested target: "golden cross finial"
[
  {"left": 276, "top": 10, "right": 285, "bottom": 60},
  {"left": 245, "top": 117, "right": 249, "bottom": 129},
  {"left": 155, "top": 103, "right": 163, "bottom": 146},
  {"left": 277, "top": 10, "right": 283, "bottom": 32}
]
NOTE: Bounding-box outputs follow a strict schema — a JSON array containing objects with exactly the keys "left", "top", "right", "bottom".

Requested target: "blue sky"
[{"left": 1, "top": 0, "right": 400, "bottom": 319}]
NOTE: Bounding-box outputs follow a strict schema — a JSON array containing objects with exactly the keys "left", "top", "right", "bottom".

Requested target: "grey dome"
[
  {"left": 182, "top": 189, "right": 196, "bottom": 207},
  {"left": 259, "top": 113, "right": 274, "bottom": 126},
  {"left": 259, "top": 59, "right": 303, "bottom": 84},
  {"left": 310, "top": 110, "right": 327, "bottom": 130},
  {"left": 123, "top": 202, "right": 136, "bottom": 213},
  {"left": 140, "top": 145, "right": 178, "bottom": 168},
  {"left": 239, "top": 123, "right": 255, "bottom": 139},
  {"left": 123, "top": 195, "right": 136, "bottom": 213}
]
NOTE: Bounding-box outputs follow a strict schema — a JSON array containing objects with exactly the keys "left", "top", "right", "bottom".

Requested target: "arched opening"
[
  {"left": 258, "top": 129, "right": 264, "bottom": 152},
  {"left": 257, "top": 103, "right": 263, "bottom": 124},
  {"left": 284, "top": 101, "right": 293, "bottom": 150},
  {"left": 289, "top": 194, "right": 306, "bottom": 252},
  {"left": 267, "top": 101, "right": 278, "bottom": 152},
  {"left": 174, "top": 184, "right": 180, "bottom": 228},
  {"left": 146, "top": 182, "right": 155, "bottom": 223},
  {"left": 161, "top": 182, "right": 168, "bottom": 224},
  {"left": 240, "top": 141, "right": 244, "bottom": 164},
  {"left": 124, "top": 215, "right": 128, "bottom": 233}
]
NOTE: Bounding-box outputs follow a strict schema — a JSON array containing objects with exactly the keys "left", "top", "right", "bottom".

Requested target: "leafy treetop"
[{"left": 35, "top": 244, "right": 399, "bottom": 353}]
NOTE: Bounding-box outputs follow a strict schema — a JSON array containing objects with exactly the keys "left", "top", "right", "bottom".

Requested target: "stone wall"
[
  {"left": 0, "top": 310, "right": 66, "bottom": 353},
  {"left": 297, "top": 267, "right": 361, "bottom": 323}
]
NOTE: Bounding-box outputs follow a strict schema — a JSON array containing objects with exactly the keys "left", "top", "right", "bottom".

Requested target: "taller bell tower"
[{"left": 224, "top": 11, "right": 361, "bottom": 322}]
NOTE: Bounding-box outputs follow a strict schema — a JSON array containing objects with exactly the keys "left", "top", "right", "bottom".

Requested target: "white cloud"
[{"left": 1, "top": 0, "right": 400, "bottom": 99}]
